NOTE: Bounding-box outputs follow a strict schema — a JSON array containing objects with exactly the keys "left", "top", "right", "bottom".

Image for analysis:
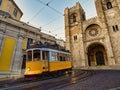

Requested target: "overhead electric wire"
[
  {"left": 40, "top": 0, "right": 90, "bottom": 39},
  {"left": 40, "top": 0, "right": 89, "bottom": 27},
  {"left": 28, "top": 6, "right": 45, "bottom": 23},
  {"left": 47, "top": 0, "right": 53, "bottom": 5},
  {"left": 38, "top": 0, "right": 64, "bottom": 16},
  {"left": 51, "top": 25, "right": 64, "bottom": 32},
  {"left": 41, "top": 16, "right": 63, "bottom": 27},
  {"left": 28, "top": 0, "right": 54, "bottom": 23},
  {"left": 27, "top": 0, "right": 90, "bottom": 40}
]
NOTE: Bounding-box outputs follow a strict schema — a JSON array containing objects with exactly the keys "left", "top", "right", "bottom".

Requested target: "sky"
[{"left": 14, "top": 0, "right": 97, "bottom": 40}]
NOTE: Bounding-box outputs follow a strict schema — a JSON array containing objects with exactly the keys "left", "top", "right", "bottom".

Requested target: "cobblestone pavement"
[
  {"left": 0, "top": 70, "right": 120, "bottom": 90},
  {"left": 54, "top": 70, "right": 120, "bottom": 90}
]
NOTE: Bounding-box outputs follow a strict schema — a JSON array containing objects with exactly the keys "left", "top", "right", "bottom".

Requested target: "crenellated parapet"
[
  {"left": 83, "top": 16, "right": 98, "bottom": 25},
  {"left": 83, "top": 16, "right": 101, "bottom": 31}
]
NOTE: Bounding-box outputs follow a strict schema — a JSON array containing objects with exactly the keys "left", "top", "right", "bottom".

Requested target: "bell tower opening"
[
  {"left": 88, "top": 43, "right": 107, "bottom": 66},
  {"left": 107, "top": 2, "right": 112, "bottom": 9}
]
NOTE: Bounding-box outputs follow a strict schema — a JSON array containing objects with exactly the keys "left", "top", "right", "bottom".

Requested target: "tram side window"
[
  {"left": 42, "top": 51, "right": 49, "bottom": 60},
  {"left": 63, "top": 57, "right": 66, "bottom": 61},
  {"left": 51, "top": 52, "right": 57, "bottom": 61},
  {"left": 33, "top": 50, "right": 40, "bottom": 61},
  {"left": 66, "top": 55, "right": 70, "bottom": 61},
  {"left": 27, "top": 51, "right": 32, "bottom": 61},
  {"left": 59, "top": 56, "right": 62, "bottom": 61},
  {"left": 59, "top": 56, "right": 66, "bottom": 61}
]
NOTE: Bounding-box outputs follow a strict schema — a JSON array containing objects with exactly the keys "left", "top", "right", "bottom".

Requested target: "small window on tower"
[
  {"left": 70, "top": 13, "right": 77, "bottom": 23},
  {"left": 83, "top": 14, "right": 85, "bottom": 20},
  {"left": 74, "top": 35, "right": 77, "bottom": 41},
  {"left": 73, "top": 15, "right": 76, "bottom": 22},
  {"left": 112, "top": 25, "right": 119, "bottom": 32},
  {"left": 107, "top": 2, "right": 112, "bottom": 9},
  {"left": 115, "top": 25, "right": 119, "bottom": 31}
]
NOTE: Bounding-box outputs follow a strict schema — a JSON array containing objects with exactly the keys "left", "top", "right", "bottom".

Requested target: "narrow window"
[
  {"left": 27, "top": 38, "right": 33, "bottom": 49},
  {"left": 60, "top": 56, "right": 62, "bottom": 61},
  {"left": 112, "top": 26, "right": 116, "bottom": 32},
  {"left": 107, "top": 2, "right": 112, "bottom": 9},
  {"left": 83, "top": 14, "right": 85, "bottom": 20},
  {"left": 112, "top": 25, "right": 119, "bottom": 32},
  {"left": 27, "top": 51, "right": 32, "bottom": 61},
  {"left": 74, "top": 35, "right": 77, "bottom": 41},
  {"left": 21, "top": 55, "right": 26, "bottom": 69},
  {"left": 63, "top": 57, "right": 66, "bottom": 61},
  {"left": 73, "top": 15, "right": 76, "bottom": 22},
  {"left": 13, "top": 8, "right": 18, "bottom": 17},
  {"left": 115, "top": 25, "right": 119, "bottom": 31},
  {"left": 42, "top": 51, "right": 49, "bottom": 60}
]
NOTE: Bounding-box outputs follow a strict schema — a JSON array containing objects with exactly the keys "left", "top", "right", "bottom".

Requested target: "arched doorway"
[{"left": 88, "top": 43, "right": 107, "bottom": 66}]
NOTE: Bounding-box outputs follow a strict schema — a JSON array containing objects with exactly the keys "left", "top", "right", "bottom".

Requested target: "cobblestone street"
[
  {"left": 1, "top": 70, "right": 120, "bottom": 90},
  {"left": 57, "top": 70, "right": 120, "bottom": 90}
]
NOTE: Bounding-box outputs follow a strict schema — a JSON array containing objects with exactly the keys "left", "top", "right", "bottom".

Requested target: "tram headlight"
[{"left": 27, "top": 67, "right": 31, "bottom": 71}]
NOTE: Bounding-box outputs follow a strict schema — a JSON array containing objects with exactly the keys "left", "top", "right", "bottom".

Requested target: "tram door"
[{"left": 42, "top": 51, "right": 49, "bottom": 72}]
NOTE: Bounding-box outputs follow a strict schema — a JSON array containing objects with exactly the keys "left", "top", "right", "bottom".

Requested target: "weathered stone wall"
[{"left": 65, "top": 0, "right": 120, "bottom": 68}]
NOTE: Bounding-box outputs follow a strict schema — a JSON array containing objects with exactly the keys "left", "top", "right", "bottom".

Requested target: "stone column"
[
  {"left": 0, "top": 29, "right": 5, "bottom": 54},
  {"left": 11, "top": 34, "right": 24, "bottom": 75}
]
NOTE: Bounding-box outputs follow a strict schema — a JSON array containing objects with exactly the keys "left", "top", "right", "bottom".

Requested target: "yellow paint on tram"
[
  {"left": 49, "top": 61, "right": 72, "bottom": 72},
  {"left": 25, "top": 61, "right": 43, "bottom": 75}
]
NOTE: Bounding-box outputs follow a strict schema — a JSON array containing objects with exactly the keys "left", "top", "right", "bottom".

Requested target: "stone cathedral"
[{"left": 64, "top": 0, "right": 120, "bottom": 68}]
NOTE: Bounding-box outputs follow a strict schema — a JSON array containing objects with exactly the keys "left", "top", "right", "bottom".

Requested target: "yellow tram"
[{"left": 24, "top": 43, "right": 72, "bottom": 77}]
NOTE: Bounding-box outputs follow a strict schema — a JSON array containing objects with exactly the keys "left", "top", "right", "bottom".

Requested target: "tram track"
[
  {"left": 50, "top": 70, "right": 94, "bottom": 90},
  {"left": 0, "top": 70, "right": 93, "bottom": 90},
  {"left": 39, "top": 70, "right": 93, "bottom": 90},
  {"left": 24, "top": 70, "right": 93, "bottom": 90}
]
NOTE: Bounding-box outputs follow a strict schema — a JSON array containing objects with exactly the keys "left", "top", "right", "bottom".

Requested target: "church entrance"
[
  {"left": 88, "top": 43, "right": 107, "bottom": 66},
  {"left": 96, "top": 51, "right": 105, "bottom": 65}
]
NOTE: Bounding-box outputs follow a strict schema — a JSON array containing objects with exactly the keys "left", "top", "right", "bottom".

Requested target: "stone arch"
[
  {"left": 87, "top": 42, "right": 108, "bottom": 66},
  {"left": 85, "top": 24, "right": 101, "bottom": 30}
]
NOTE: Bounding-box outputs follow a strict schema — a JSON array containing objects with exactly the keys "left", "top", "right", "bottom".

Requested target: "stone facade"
[
  {"left": 64, "top": 0, "right": 120, "bottom": 68},
  {"left": 0, "top": 15, "right": 56, "bottom": 78}
]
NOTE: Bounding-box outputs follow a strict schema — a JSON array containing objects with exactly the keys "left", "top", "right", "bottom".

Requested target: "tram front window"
[
  {"left": 27, "top": 51, "right": 32, "bottom": 61},
  {"left": 33, "top": 50, "right": 40, "bottom": 61}
]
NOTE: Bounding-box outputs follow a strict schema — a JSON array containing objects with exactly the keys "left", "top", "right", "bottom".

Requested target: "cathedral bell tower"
[
  {"left": 95, "top": 0, "right": 120, "bottom": 64},
  {"left": 95, "top": 0, "right": 120, "bottom": 22},
  {"left": 64, "top": 2, "right": 86, "bottom": 67}
]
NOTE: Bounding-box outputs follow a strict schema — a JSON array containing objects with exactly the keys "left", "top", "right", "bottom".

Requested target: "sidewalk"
[
  {"left": 75, "top": 65, "right": 120, "bottom": 70},
  {"left": 0, "top": 75, "right": 24, "bottom": 83}
]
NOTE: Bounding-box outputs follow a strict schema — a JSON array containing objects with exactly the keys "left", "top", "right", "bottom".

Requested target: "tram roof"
[{"left": 27, "top": 43, "right": 70, "bottom": 53}]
